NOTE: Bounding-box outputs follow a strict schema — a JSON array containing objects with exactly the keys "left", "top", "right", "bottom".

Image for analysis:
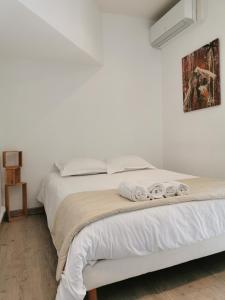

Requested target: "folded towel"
[
  {"left": 118, "top": 181, "right": 190, "bottom": 202},
  {"left": 172, "top": 181, "right": 190, "bottom": 195},
  {"left": 118, "top": 182, "right": 150, "bottom": 202},
  {"left": 147, "top": 183, "right": 165, "bottom": 199},
  {"left": 163, "top": 182, "right": 177, "bottom": 197}
]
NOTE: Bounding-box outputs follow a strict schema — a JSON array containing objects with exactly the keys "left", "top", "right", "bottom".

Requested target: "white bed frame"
[{"left": 84, "top": 233, "right": 225, "bottom": 299}]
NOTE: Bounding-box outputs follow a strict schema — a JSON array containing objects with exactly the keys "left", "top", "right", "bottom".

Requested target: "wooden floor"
[{"left": 1, "top": 215, "right": 225, "bottom": 300}]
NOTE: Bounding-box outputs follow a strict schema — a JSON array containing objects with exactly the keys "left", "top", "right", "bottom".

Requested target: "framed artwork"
[{"left": 182, "top": 39, "right": 221, "bottom": 112}]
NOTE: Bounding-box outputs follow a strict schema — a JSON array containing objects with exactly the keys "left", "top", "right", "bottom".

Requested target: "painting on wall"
[{"left": 182, "top": 39, "right": 221, "bottom": 113}]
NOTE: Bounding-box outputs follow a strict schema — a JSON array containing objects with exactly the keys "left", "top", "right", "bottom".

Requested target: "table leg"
[
  {"left": 5, "top": 185, "right": 11, "bottom": 222},
  {"left": 22, "top": 183, "right": 27, "bottom": 216}
]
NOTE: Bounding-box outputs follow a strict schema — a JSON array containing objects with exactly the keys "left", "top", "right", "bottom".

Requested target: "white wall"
[
  {"left": 162, "top": 0, "right": 225, "bottom": 178},
  {"left": 0, "top": 14, "right": 162, "bottom": 209},
  {"left": 18, "top": 0, "right": 103, "bottom": 63}
]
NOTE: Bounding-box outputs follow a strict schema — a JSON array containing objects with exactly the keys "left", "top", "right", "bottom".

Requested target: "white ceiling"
[{"left": 97, "top": 0, "right": 180, "bottom": 20}]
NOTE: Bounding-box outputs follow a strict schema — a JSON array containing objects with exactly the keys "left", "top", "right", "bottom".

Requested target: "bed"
[{"left": 37, "top": 168, "right": 225, "bottom": 300}]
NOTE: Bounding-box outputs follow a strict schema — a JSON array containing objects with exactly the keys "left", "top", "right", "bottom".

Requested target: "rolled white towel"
[
  {"left": 147, "top": 183, "right": 165, "bottom": 199},
  {"left": 163, "top": 182, "right": 177, "bottom": 197},
  {"left": 118, "top": 182, "right": 150, "bottom": 202},
  {"left": 172, "top": 181, "right": 190, "bottom": 196}
]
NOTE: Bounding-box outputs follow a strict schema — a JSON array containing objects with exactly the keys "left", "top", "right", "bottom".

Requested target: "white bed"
[{"left": 37, "top": 169, "right": 225, "bottom": 300}]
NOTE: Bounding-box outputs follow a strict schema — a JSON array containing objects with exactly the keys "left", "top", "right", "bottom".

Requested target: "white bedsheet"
[{"left": 37, "top": 169, "right": 225, "bottom": 300}]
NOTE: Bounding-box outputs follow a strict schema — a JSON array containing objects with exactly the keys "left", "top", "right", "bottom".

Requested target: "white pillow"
[
  {"left": 55, "top": 158, "right": 107, "bottom": 177},
  {"left": 106, "top": 155, "right": 155, "bottom": 174}
]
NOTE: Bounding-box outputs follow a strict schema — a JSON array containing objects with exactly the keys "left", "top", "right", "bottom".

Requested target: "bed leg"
[{"left": 88, "top": 289, "right": 98, "bottom": 300}]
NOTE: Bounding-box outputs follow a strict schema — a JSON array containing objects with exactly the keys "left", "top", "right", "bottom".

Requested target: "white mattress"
[{"left": 37, "top": 169, "right": 225, "bottom": 300}]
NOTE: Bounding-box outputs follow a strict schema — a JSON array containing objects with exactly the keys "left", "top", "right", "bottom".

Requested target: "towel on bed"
[
  {"left": 118, "top": 182, "right": 167, "bottom": 201},
  {"left": 162, "top": 181, "right": 190, "bottom": 197},
  {"left": 147, "top": 183, "right": 165, "bottom": 199},
  {"left": 118, "top": 182, "right": 150, "bottom": 201},
  {"left": 163, "top": 182, "right": 177, "bottom": 197},
  {"left": 173, "top": 181, "right": 190, "bottom": 195},
  {"left": 118, "top": 181, "right": 190, "bottom": 201}
]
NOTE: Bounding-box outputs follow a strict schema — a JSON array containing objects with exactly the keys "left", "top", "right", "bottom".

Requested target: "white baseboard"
[{"left": 0, "top": 206, "right": 6, "bottom": 223}]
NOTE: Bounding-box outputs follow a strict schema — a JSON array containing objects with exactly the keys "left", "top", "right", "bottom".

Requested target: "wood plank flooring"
[{"left": 1, "top": 215, "right": 225, "bottom": 300}]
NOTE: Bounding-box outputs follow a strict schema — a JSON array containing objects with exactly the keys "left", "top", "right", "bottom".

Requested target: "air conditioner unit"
[{"left": 150, "top": 0, "right": 197, "bottom": 48}]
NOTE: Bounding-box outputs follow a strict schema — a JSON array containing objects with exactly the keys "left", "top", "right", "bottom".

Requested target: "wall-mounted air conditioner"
[{"left": 150, "top": 0, "right": 198, "bottom": 48}]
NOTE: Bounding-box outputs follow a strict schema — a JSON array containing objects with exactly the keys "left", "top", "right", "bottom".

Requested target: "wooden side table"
[{"left": 5, "top": 182, "right": 27, "bottom": 222}]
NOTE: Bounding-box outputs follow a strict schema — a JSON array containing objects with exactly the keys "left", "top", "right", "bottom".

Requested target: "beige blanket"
[{"left": 51, "top": 177, "right": 225, "bottom": 280}]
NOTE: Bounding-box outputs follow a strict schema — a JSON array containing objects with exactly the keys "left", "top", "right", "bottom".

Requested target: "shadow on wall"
[
  {"left": 0, "top": 60, "right": 100, "bottom": 209},
  {"left": 0, "top": 60, "right": 100, "bottom": 129}
]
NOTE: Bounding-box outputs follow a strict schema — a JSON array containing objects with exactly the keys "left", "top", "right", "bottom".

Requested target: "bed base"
[
  {"left": 88, "top": 289, "right": 97, "bottom": 300},
  {"left": 85, "top": 233, "right": 225, "bottom": 300}
]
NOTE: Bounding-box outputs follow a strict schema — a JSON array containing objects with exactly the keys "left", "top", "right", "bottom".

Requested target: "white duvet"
[{"left": 37, "top": 169, "right": 225, "bottom": 300}]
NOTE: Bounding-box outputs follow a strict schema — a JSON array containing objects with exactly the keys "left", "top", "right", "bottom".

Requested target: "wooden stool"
[
  {"left": 3, "top": 151, "right": 28, "bottom": 222},
  {"left": 5, "top": 182, "right": 27, "bottom": 222}
]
